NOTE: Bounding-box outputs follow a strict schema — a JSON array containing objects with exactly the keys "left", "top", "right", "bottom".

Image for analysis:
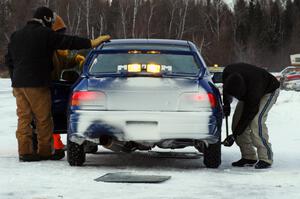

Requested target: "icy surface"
[{"left": 0, "top": 78, "right": 300, "bottom": 199}]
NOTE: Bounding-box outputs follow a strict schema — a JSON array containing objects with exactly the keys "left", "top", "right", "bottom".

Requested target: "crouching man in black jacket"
[
  {"left": 5, "top": 7, "right": 110, "bottom": 162},
  {"left": 223, "top": 63, "right": 280, "bottom": 169}
]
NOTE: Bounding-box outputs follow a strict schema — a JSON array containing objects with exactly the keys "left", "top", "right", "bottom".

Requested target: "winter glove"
[
  {"left": 223, "top": 104, "right": 231, "bottom": 116},
  {"left": 90, "top": 35, "right": 111, "bottom": 48},
  {"left": 74, "top": 54, "right": 85, "bottom": 68},
  {"left": 222, "top": 134, "right": 235, "bottom": 147},
  {"left": 57, "top": 49, "right": 69, "bottom": 57}
]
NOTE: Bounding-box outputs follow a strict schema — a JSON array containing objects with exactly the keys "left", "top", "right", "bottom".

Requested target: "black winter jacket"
[
  {"left": 223, "top": 63, "right": 280, "bottom": 136},
  {"left": 5, "top": 20, "right": 91, "bottom": 87}
]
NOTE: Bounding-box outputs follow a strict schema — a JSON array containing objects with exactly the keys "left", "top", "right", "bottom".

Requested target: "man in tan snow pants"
[
  {"left": 5, "top": 7, "right": 111, "bottom": 161},
  {"left": 13, "top": 88, "right": 53, "bottom": 157},
  {"left": 222, "top": 63, "right": 280, "bottom": 169}
]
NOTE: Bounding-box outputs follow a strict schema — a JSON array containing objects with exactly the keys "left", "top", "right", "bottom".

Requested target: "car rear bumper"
[{"left": 68, "top": 110, "right": 221, "bottom": 144}]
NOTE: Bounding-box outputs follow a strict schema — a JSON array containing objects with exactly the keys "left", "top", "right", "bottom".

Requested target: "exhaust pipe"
[
  {"left": 99, "top": 135, "right": 112, "bottom": 146},
  {"left": 99, "top": 135, "right": 135, "bottom": 152}
]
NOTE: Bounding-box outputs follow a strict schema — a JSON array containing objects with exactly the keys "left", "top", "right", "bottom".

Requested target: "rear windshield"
[{"left": 89, "top": 50, "right": 201, "bottom": 76}]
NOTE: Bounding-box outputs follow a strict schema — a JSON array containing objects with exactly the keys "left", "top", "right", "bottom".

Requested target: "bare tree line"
[{"left": 1, "top": 0, "right": 300, "bottom": 71}]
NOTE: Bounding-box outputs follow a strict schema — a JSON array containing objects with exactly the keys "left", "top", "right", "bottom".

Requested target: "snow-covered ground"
[{"left": 0, "top": 78, "right": 300, "bottom": 199}]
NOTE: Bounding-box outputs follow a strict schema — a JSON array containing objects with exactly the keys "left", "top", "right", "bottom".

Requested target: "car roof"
[
  {"left": 100, "top": 39, "right": 192, "bottom": 51},
  {"left": 103, "top": 39, "right": 189, "bottom": 45}
]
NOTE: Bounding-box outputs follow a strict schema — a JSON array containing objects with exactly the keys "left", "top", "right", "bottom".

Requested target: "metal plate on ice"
[
  {"left": 94, "top": 172, "right": 171, "bottom": 183},
  {"left": 149, "top": 151, "right": 202, "bottom": 159}
]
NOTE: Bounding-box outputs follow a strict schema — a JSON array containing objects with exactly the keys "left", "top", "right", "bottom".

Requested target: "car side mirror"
[{"left": 60, "top": 69, "right": 80, "bottom": 83}]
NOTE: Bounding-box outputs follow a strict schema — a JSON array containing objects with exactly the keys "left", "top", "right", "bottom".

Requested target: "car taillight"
[
  {"left": 178, "top": 92, "right": 217, "bottom": 111},
  {"left": 71, "top": 91, "right": 105, "bottom": 106},
  {"left": 192, "top": 93, "right": 216, "bottom": 108}
]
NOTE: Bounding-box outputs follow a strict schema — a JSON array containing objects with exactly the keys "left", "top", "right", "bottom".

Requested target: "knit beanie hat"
[
  {"left": 223, "top": 73, "right": 246, "bottom": 99},
  {"left": 33, "top": 7, "right": 54, "bottom": 28}
]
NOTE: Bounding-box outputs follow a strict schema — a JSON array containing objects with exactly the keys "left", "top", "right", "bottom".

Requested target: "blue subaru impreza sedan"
[{"left": 54, "top": 39, "right": 223, "bottom": 168}]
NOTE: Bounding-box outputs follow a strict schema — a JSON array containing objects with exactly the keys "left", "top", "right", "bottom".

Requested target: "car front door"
[{"left": 51, "top": 70, "right": 79, "bottom": 134}]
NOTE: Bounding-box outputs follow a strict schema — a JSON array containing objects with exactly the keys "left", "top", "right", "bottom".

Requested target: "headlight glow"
[
  {"left": 146, "top": 64, "right": 161, "bottom": 73},
  {"left": 128, "top": 50, "right": 141, "bottom": 54},
  {"left": 128, "top": 64, "right": 142, "bottom": 72},
  {"left": 147, "top": 50, "right": 160, "bottom": 54}
]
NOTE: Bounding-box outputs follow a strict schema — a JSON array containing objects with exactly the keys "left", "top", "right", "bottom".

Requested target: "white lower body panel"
[{"left": 69, "top": 110, "right": 217, "bottom": 143}]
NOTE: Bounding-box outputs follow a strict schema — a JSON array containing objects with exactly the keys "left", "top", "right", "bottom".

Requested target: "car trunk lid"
[{"left": 87, "top": 77, "right": 211, "bottom": 111}]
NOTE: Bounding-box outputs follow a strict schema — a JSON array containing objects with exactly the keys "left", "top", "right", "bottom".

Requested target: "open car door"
[{"left": 51, "top": 70, "right": 79, "bottom": 134}]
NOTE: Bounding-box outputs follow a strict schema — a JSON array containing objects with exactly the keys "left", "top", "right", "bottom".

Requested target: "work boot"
[
  {"left": 19, "top": 154, "right": 40, "bottom": 162},
  {"left": 39, "top": 149, "right": 65, "bottom": 161},
  {"left": 232, "top": 158, "right": 257, "bottom": 167},
  {"left": 255, "top": 160, "right": 271, "bottom": 169}
]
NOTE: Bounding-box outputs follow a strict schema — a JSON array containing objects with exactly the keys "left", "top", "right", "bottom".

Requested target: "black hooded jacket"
[
  {"left": 5, "top": 20, "right": 91, "bottom": 87},
  {"left": 222, "top": 63, "right": 280, "bottom": 136}
]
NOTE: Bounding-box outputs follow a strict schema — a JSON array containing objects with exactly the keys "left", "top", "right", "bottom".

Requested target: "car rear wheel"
[
  {"left": 203, "top": 141, "right": 221, "bottom": 168},
  {"left": 67, "top": 139, "right": 86, "bottom": 166}
]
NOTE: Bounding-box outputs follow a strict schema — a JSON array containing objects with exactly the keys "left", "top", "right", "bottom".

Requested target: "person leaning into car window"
[
  {"left": 5, "top": 6, "right": 111, "bottom": 162},
  {"left": 51, "top": 15, "right": 86, "bottom": 157},
  {"left": 51, "top": 15, "right": 86, "bottom": 81},
  {"left": 222, "top": 63, "right": 280, "bottom": 169}
]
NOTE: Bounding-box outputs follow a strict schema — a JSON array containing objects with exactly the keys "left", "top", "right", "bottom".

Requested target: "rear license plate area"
[{"left": 124, "top": 121, "right": 159, "bottom": 140}]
